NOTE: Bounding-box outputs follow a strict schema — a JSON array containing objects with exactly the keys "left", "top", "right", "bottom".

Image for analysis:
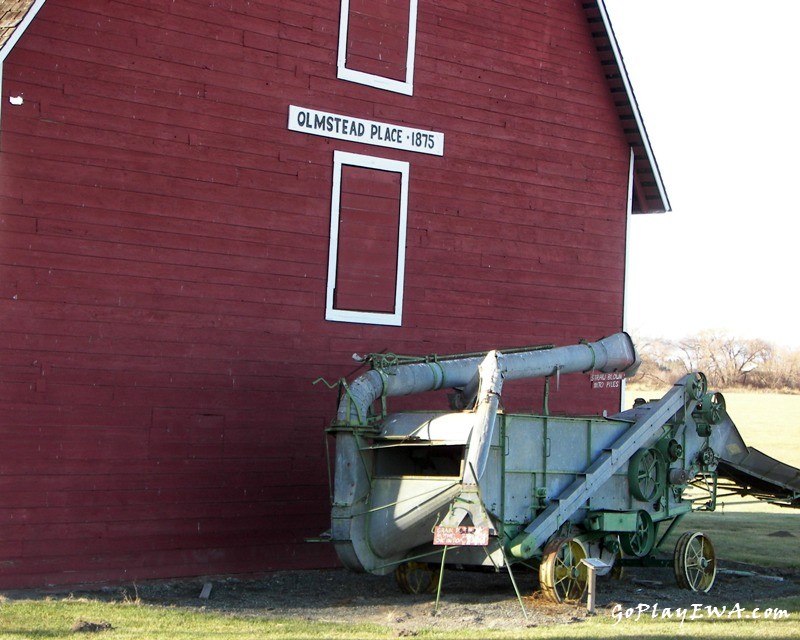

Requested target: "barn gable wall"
[{"left": 0, "top": 0, "right": 632, "bottom": 587}]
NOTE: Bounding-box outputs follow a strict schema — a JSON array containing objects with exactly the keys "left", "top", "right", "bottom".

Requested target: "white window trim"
[
  {"left": 337, "top": 0, "right": 418, "bottom": 96},
  {"left": 326, "top": 151, "right": 409, "bottom": 326}
]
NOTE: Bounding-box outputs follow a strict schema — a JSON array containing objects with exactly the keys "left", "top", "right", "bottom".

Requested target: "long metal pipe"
[{"left": 336, "top": 332, "right": 640, "bottom": 425}]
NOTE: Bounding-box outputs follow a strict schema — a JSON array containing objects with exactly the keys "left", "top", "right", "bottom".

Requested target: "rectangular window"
[
  {"left": 326, "top": 151, "right": 409, "bottom": 326},
  {"left": 337, "top": 0, "right": 418, "bottom": 95}
]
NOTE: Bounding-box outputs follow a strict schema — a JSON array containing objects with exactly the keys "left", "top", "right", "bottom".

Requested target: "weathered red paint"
[{"left": 0, "top": 0, "right": 633, "bottom": 588}]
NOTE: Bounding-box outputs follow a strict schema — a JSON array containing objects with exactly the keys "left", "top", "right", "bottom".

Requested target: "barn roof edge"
[{"left": 586, "top": 0, "right": 671, "bottom": 214}]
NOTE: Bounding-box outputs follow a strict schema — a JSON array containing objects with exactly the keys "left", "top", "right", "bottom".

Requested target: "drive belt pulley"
[{"left": 628, "top": 447, "right": 667, "bottom": 502}]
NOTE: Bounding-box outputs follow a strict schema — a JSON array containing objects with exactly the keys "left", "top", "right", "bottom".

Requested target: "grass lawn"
[
  {"left": 1, "top": 595, "right": 799, "bottom": 639},
  {"left": 0, "top": 598, "right": 391, "bottom": 639}
]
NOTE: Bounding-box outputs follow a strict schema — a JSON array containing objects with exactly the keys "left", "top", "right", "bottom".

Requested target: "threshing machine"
[{"left": 323, "top": 333, "right": 800, "bottom": 603}]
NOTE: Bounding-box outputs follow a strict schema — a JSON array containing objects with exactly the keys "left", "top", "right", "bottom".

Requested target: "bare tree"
[
  {"left": 633, "top": 331, "right": 780, "bottom": 390},
  {"left": 629, "top": 337, "right": 685, "bottom": 388},
  {"left": 752, "top": 346, "right": 800, "bottom": 391},
  {"left": 674, "top": 331, "right": 772, "bottom": 388}
]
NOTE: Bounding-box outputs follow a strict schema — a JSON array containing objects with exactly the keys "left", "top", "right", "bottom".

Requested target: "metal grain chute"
[{"left": 334, "top": 332, "right": 639, "bottom": 426}]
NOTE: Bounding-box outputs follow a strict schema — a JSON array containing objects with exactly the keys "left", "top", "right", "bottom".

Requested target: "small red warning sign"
[{"left": 433, "top": 526, "right": 489, "bottom": 546}]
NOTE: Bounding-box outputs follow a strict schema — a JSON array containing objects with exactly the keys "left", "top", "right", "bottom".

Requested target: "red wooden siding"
[
  {"left": 334, "top": 165, "right": 401, "bottom": 314},
  {"left": 345, "top": 0, "right": 410, "bottom": 82},
  {"left": 0, "top": 0, "right": 632, "bottom": 588}
]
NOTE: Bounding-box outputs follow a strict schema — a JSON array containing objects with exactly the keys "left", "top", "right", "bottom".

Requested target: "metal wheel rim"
[
  {"left": 539, "top": 537, "right": 588, "bottom": 603},
  {"left": 675, "top": 532, "right": 716, "bottom": 592}
]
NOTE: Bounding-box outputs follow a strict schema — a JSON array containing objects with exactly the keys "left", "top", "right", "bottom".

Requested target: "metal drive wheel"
[
  {"left": 620, "top": 510, "right": 656, "bottom": 558},
  {"left": 539, "top": 537, "right": 588, "bottom": 603},
  {"left": 686, "top": 372, "right": 708, "bottom": 401},
  {"left": 394, "top": 561, "right": 440, "bottom": 594},
  {"left": 674, "top": 531, "right": 716, "bottom": 592},
  {"left": 698, "top": 391, "right": 726, "bottom": 425},
  {"left": 628, "top": 448, "right": 664, "bottom": 502}
]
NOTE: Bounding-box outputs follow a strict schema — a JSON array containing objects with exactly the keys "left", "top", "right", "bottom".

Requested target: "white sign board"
[
  {"left": 288, "top": 105, "right": 444, "bottom": 156},
  {"left": 590, "top": 371, "right": 625, "bottom": 390}
]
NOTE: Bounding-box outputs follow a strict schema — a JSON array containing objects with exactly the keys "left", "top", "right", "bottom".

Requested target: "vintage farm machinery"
[{"left": 323, "top": 333, "right": 800, "bottom": 603}]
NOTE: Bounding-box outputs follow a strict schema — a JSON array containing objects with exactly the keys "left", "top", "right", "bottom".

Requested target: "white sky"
[{"left": 604, "top": 1, "right": 800, "bottom": 349}]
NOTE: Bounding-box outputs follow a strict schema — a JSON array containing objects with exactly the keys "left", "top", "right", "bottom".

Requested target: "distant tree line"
[{"left": 631, "top": 330, "right": 800, "bottom": 392}]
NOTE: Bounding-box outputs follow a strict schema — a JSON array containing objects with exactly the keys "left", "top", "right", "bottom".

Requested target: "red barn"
[{"left": 0, "top": 0, "right": 668, "bottom": 588}]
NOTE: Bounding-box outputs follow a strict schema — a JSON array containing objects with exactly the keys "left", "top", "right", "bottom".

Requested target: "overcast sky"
[{"left": 604, "top": 1, "right": 800, "bottom": 349}]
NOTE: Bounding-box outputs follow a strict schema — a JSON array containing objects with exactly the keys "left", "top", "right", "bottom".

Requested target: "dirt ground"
[{"left": 5, "top": 559, "right": 799, "bottom": 634}]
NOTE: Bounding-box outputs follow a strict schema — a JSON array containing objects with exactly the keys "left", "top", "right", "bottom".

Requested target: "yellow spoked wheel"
[
  {"left": 394, "top": 561, "right": 440, "bottom": 594},
  {"left": 674, "top": 531, "right": 717, "bottom": 592},
  {"left": 539, "top": 537, "right": 588, "bottom": 603}
]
